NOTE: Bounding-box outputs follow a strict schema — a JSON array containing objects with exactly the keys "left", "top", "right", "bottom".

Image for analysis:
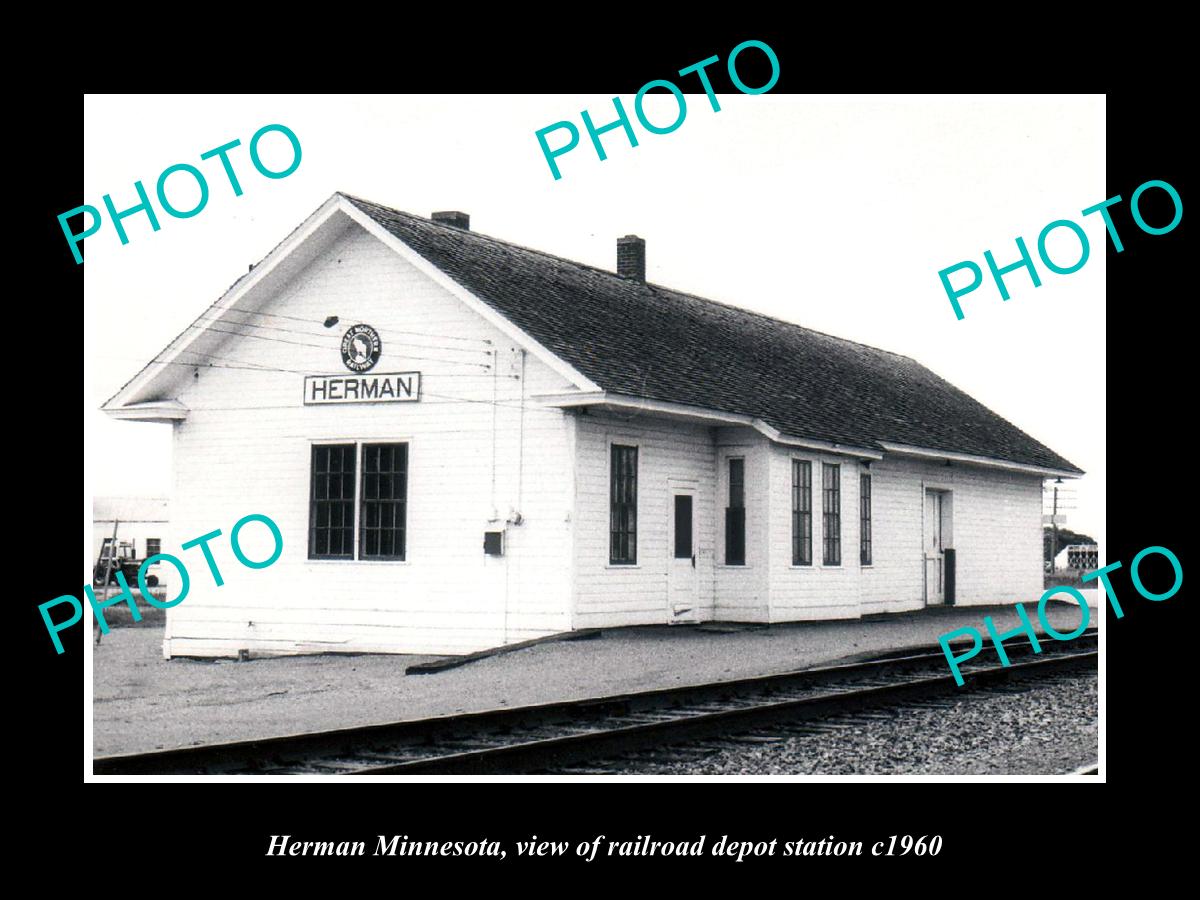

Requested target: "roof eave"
[
  {"left": 102, "top": 399, "right": 190, "bottom": 423},
  {"left": 876, "top": 441, "right": 1083, "bottom": 478},
  {"left": 533, "top": 391, "right": 884, "bottom": 459},
  {"left": 102, "top": 193, "right": 350, "bottom": 414}
]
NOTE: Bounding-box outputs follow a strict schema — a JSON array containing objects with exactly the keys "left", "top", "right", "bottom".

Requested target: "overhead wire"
[
  {"left": 174, "top": 321, "right": 492, "bottom": 369},
  {"left": 192, "top": 243, "right": 492, "bottom": 349},
  {"left": 192, "top": 309, "right": 490, "bottom": 356},
  {"left": 98, "top": 350, "right": 512, "bottom": 378},
  {"left": 198, "top": 305, "right": 493, "bottom": 346},
  {"left": 184, "top": 388, "right": 564, "bottom": 415}
]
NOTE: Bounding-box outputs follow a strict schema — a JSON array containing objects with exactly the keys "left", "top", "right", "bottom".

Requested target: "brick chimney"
[
  {"left": 432, "top": 210, "right": 470, "bottom": 230},
  {"left": 617, "top": 235, "right": 645, "bottom": 281}
]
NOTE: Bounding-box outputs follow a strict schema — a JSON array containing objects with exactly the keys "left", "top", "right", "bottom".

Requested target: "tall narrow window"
[
  {"left": 860, "top": 473, "right": 872, "bottom": 566},
  {"left": 309, "top": 444, "right": 356, "bottom": 559},
  {"left": 610, "top": 444, "right": 638, "bottom": 564},
  {"left": 673, "top": 495, "right": 693, "bottom": 560},
  {"left": 791, "top": 460, "right": 812, "bottom": 566},
  {"left": 145, "top": 538, "right": 161, "bottom": 558},
  {"left": 360, "top": 443, "right": 408, "bottom": 560},
  {"left": 823, "top": 463, "right": 841, "bottom": 565},
  {"left": 725, "top": 458, "right": 746, "bottom": 565}
]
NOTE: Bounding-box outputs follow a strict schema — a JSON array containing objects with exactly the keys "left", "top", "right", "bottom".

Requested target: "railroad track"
[
  {"left": 94, "top": 631, "right": 1097, "bottom": 775},
  {"left": 556, "top": 660, "right": 1097, "bottom": 775}
]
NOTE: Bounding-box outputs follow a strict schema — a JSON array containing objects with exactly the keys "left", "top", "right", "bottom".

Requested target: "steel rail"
[{"left": 94, "top": 632, "right": 1096, "bottom": 775}]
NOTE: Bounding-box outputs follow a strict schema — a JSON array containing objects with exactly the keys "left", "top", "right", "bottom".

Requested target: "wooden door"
[
  {"left": 924, "top": 490, "right": 945, "bottom": 604},
  {"left": 668, "top": 490, "right": 699, "bottom": 622}
]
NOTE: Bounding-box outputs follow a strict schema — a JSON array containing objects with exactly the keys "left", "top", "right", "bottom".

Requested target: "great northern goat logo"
[{"left": 340, "top": 324, "right": 382, "bottom": 373}]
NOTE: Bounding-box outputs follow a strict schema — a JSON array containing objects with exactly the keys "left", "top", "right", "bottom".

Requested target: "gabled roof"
[{"left": 342, "top": 194, "right": 1082, "bottom": 475}]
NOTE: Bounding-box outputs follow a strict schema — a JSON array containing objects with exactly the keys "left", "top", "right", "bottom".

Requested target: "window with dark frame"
[
  {"left": 860, "top": 473, "right": 872, "bottom": 566},
  {"left": 309, "top": 444, "right": 356, "bottom": 559},
  {"left": 360, "top": 443, "right": 408, "bottom": 560},
  {"left": 308, "top": 442, "right": 409, "bottom": 561},
  {"left": 725, "top": 457, "right": 746, "bottom": 565},
  {"left": 145, "top": 538, "right": 161, "bottom": 558},
  {"left": 610, "top": 444, "right": 638, "bottom": 565},
  {"left": 791, "top": 459, "right": 812, "bottom": 566},
  {"left": 673, "top": 495, "right": 693, "bottom": 560},
  {"left": 823, "top": 463, "right": 841, "bottom": 566}
]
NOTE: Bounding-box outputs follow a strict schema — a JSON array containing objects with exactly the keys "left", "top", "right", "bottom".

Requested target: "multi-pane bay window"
[
  {"left": 725, "top": 458, "right": 746, "bottom": 565},
  {"left": 860, "top": 473, "right": 872, "bottom": 566},
  {"left": 822, "top": 463, "right": 841, "bottom": 566},
  {"left": 309, "top": 442, "right": 409, "bottom": 561},
  {"left": 610, "top": 444, "right": 638, "bottom": 564},
  {"left": 791, "top": 460, "right": 812, "bottom": 566}
]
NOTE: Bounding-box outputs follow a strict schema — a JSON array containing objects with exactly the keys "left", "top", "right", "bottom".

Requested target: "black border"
[{"left": 29, "top": 25, "right": 1190, "bottom": 884}]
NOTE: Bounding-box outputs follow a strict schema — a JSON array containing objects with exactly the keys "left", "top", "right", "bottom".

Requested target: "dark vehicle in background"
[{"left": 93, "top": 538, "right": 159, "bottom": 587}]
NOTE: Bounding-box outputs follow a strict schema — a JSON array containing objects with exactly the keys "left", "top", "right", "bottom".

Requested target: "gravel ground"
[
  {"left": 92, "top": 600, "right": 1100, "bottom": 757},
  {"left": 595, "top": 671, "right": 1098, "bottom": 775}
]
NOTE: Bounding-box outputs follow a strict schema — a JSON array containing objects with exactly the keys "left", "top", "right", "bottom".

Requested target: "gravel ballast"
[{"left": 595, "top": 671, "right": 1098, "bottom": 775}]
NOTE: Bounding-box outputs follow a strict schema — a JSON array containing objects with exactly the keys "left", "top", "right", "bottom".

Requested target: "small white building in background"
[
  {"left": 102, "top": 193, "right": 1084, "bottom": 659},
  {"left": 92, "top": 497, "right": 172, "bottom": 588},
  {"left": 1054, "top": 543, "right": 1098, "bottom": 571},
  {"left": 92, "top": 497, "right": 169, "bottom": 565}
]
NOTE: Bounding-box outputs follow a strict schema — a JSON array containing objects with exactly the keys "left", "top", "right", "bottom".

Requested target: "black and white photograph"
[{"left": 78, "top": 91, "right": 1109, "bottom": 780}]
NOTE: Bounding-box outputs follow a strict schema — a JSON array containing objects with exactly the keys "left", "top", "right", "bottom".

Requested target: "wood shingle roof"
[{"left": 345, "top": 194, "right": 1082, "bottom": 474}]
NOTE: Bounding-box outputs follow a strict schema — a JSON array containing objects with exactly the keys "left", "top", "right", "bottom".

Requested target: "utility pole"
[
  {"left": 1050, "top": 482, "right": 1060, "bottom": 573},
  {"left": 96, "top": 519, "right": 119, "bottom": 646}
]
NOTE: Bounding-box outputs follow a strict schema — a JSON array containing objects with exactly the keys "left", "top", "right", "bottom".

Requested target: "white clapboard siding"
[
  {"left": 859, "top": 456, "right": 1043, "bottom": 610},
  {"left": 713, "top": 428, "right": 770, "bottom": 621},
  {"left": 572, "top": 414, "right": 716, "bottom": 627},
  {"left": 767, "top": 446, "right": 865, "bottom": 621},
  {"left": 162, "top": 226, "right": 576, "bottom": 657},
  {"left": 766, "top": 451, "right": 1044, "bottom": 620},
  {"left": 904, "top": 459, "right": 1043, "bottom": 607},
  {"left": 856, "top": 456, "right": 923, "bottom": 614}
]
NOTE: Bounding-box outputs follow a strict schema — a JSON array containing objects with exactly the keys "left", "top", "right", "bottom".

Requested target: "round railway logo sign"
[{"left": 341, "top": 324, "right": 382, "bottom": 373}]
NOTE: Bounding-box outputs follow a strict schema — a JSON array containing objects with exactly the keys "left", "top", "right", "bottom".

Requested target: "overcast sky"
[{"left": 84, "top": 93, "right": 1105, "bottom": 550}]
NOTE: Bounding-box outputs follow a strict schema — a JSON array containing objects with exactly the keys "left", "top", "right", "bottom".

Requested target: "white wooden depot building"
[{"left": 104, "top": 193, "right": 1083, "bottom": 658}]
